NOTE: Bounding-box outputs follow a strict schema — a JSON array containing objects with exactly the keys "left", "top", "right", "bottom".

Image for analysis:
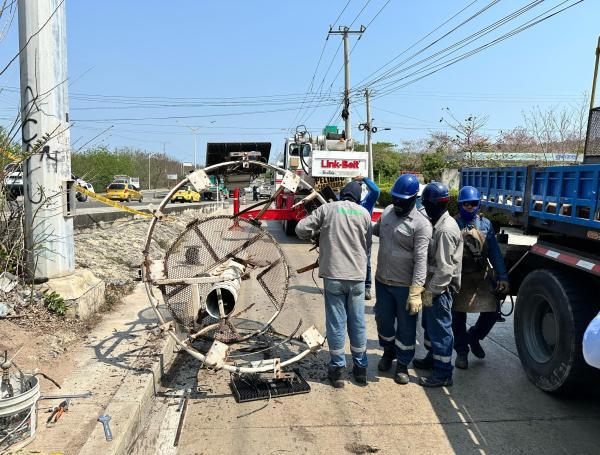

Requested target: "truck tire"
[
  {"left": 514, "top": 269, "right": 599, "bottom": 393},
  {"left": 283, "top": 219, "right": 297, "bottom": 236}
]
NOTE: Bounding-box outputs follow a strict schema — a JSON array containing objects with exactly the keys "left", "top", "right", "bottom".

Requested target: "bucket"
[{"left": 0, "top": 374, "right": 40, "bottom": 452}]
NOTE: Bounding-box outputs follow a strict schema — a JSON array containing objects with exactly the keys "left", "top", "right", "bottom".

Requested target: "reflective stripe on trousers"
[
  {"left": 422, "top": 291, "right": 454, "bottom": 379},
  {"left": 374, "top": 280, "right": 416, "bottom": 367}
]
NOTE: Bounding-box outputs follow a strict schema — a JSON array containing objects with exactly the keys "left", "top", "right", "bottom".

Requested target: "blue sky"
[{"left": 0, "top": 0, "right": 598, "bottom": 164}]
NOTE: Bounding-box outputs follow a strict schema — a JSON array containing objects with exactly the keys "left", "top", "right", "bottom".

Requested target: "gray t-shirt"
[
  {"left": 296, "top": 200, "right": 372, "bottom": 281},
  {"left": 373, "top": 205, "right": 432, "bottom": 287}
]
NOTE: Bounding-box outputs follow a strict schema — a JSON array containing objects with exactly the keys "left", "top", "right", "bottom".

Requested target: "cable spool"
[{"left": 141, "top": 161, "right": 327, "bottom": 375}]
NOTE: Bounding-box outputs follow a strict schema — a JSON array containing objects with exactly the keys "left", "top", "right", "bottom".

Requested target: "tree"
[{"left": 439, "top": 108, "right": 491, "bottom": 164}]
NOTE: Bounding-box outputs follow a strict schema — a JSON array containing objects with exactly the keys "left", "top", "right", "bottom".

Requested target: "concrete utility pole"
[
  {"left": 365, "top": 88, "right": 373, "bottom": 180},
  {"left": 328, "top": 25, "right": 365, "bottom": 141},
  {"left": 19, "top": 0, "right": 74, "bottom": 279}
]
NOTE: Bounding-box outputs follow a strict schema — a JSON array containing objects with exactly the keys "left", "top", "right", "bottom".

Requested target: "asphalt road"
[{"left": 131, "top": 222, "right": 600, "bottom": 454}]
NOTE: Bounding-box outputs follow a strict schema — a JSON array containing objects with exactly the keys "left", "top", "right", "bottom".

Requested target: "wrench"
[{"left": 97, "top": 414, "right": 113, "bottom": 442}]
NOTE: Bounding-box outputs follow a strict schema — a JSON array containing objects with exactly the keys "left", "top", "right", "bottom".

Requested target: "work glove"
[
  {"left": 422, "top": 291, "right": 434, "bottom": 307},
  {"left": 496, "top": 280, "right": 510, "bottom": 294},
  {"left": 406, "top": 285, "right": 425, "bottom": 315}
]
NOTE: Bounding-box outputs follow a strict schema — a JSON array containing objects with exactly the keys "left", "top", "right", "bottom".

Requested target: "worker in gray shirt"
[
  {"left": 296, "top": 181, "right": 373, "bottom": 388},
  {"left": 373, "top": 174, "right": 432, "bottom": 385},
  {"left": 413, "top": 182, "right": 463, "bottom": 387}
]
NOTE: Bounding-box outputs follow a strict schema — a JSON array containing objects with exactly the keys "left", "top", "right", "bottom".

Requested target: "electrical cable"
[
  {"left": 353, "top": 0, "right": 482, "bottom": 88},
  {"left": 371, "top": 0, "right": 585, "bottom": 98},
  {"left": 365, "top": 0, "right": 547, "bottom": 92}
]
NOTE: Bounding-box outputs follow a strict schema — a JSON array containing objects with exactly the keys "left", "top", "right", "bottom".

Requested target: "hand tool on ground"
[
  {"left": 46, "top": 400, "right": 68, "bottom": 426},
  {"left": 39, "top": 391, "right": 92, "bottom": 400},
  {"left": 97, "top": 415, "right": 113, "bottom": 442},
  {"left": 173, "top": 396, "right": 189, "bottom": 447}
]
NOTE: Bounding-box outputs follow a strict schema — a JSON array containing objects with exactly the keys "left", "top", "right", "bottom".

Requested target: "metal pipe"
[{"left": 590, "top": 35, "right": 600, "bottom": 110}]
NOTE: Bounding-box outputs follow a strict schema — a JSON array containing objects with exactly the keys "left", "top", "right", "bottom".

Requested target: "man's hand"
[
  {"left": 422, "top": 291, "right": 433, "bottom": 307},
  {"left": 353, "top": 174, "right": 364, "bottom": 182},
  {"left": 406, "top": 285, "right": 424, "bottom": 315},
  {"left": 496, "top": 280, "right": 510, "bottom": 294}
]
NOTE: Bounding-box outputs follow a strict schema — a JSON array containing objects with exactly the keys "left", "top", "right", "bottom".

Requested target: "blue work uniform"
[{"left": 452, "top": 215, "right": 508, "bottom": 355}]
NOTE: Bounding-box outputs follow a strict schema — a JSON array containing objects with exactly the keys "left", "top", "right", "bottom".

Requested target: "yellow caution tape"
[
  {"left": 74, "top": 185, "right": 155, "bottom": 219},
  {"left": 1, "top": 148, "right": 20, "bottom": 161}
]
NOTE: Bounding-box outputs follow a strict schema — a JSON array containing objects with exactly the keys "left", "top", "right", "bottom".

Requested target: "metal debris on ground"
[{"left": 230, "top": 370, "right": 311, "bottom": 403}]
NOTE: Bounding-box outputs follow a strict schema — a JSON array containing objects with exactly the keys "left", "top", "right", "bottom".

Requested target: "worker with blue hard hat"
[
  {"left": 412, "top": 181, "right": 463, "bottom": 387},
  {"left": 452, "top": 185, "right": 509, "bottom": 369},
  {"left": 372, "top": 173, "right": 432, "bottom": 384}
]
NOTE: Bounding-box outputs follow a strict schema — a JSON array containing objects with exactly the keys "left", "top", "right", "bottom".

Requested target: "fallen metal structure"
[{"left": 141, "top": 159, "right": 327, "bottom": 376}]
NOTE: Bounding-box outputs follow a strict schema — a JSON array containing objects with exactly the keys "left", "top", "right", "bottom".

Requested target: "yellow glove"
[
  {"left": 496, "top": 280, "right": 510, "bottom": 294},
  {"left": 406, "top": 285, "right": 425, "bottom": 316},
  {"left": 422, "top": 291, "right": 433, "bottom": 307}
]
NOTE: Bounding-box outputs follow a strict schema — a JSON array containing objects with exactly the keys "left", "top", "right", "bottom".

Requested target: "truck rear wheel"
[
  {"left": 514, "top": 269, "right": 599, "bottom": 393},
  {"left": 283, "top": 219, "right": 297, "bottom": 236}
]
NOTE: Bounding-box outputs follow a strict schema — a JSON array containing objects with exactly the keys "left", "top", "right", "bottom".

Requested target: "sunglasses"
[{"left": 462, "top": 201, "right": 479, "bottom": 208}]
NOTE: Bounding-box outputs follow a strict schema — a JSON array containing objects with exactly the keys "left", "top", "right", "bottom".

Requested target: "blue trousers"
[
  {"left": 374, "top": 280, "right": 416, "bottom": 367},
  {"left": 422, "top": 292, "right": 454, "bottom": 380},
  {"left": 323, "top": 278, "right": 368, "bottom": 368}
]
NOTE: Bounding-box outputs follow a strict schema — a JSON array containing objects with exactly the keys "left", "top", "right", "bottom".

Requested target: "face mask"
[
  {"left": 459, "top": 202, "right": 479, "bottom": 223},
  {"left": 423, "top": 200, "right": 448, "bottom": 223},
  {"left": 392, "top": 196, "right": 416, "bottom": 217}
]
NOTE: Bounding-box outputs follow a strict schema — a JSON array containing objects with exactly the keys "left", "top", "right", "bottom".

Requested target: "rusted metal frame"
[
  {"left": 192, "top": 225, "right": 219, "bottom": 263},
  {"left": 251, "top": 186, "right": 285, "bottom": 221},
  {"left": 255, "top": 257, "right": 286, "bottom": 310}
]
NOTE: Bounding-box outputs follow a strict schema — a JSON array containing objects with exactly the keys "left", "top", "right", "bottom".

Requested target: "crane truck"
[{"left": 277, "top": 126, "right": 369, "bottom": 235}]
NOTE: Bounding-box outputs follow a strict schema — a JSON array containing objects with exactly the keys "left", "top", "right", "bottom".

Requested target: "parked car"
[
  {"left": 259, "top": 183, "right": 273, "bottom": 199},
  {"left": 171, "top": 185, "right": 200, "bottom": 203},
  {"left": 3, "top": 163, "right": 23, "bottom": 201},
  {"left": 73, "top": 175, "right": 95, "bottom": 202},
  {"left": 106, "top": 182, "right": 143, "bottom": 202}
]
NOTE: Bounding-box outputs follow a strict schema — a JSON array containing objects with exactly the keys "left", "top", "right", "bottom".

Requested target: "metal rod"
[{"left": 590, "top": 35, "right": 600, "bottom": 110}]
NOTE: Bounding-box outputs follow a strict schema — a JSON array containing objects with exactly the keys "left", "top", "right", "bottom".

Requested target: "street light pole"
[{"left": 148, "top": 152, "right": 158, "bottom": 190}]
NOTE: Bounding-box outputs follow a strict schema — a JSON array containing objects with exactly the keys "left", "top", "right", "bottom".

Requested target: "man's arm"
[
  {"left": 360, "top": 177, "right": 380, "bottom": 214},
  {"left": 295, "top": 205, "right": 325, "bottom": 240},
  {"left": 426, "top": 229, "right": 460, "bottom": 294},
  {"left": 412, "top": 220, "right": 432, "bottom": 287}
]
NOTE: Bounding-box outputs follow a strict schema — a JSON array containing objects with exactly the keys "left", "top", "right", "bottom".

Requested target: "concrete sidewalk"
[{"left": 27, "top": 284, "right": 176, "bottom": 455}]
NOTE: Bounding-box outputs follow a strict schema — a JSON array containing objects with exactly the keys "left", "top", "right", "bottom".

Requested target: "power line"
[
  {"left": 365, "top": 0, "right": 546, "bottom": 91},
  {"left": 372, "top": 0, "right": 585, "bottom": 98},
  {"left": 353, "top": 0, "right": 482, "bottom": 88}
]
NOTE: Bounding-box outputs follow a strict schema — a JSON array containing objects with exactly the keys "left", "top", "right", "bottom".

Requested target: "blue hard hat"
[
  {"left": 421, "top": 182, "right": 449, "bottom": 203},
  {"left": 458, "top": 186, "right": 481, "bottom": 203},
  {"left": 391, "top": 173, "right": 419, "bottom": 199}
]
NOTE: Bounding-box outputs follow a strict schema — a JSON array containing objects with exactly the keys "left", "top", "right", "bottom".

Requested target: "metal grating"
[
  {"left": 161, "top": 215, "right": 289, "bottom": 340},
  {"left": 584, "top": 107, "right": 600, "bottom": 158}
]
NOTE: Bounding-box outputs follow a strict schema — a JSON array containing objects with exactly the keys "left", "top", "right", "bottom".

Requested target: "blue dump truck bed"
[{"left": 461, "top": 164, "right": 600, "bottom": 240}]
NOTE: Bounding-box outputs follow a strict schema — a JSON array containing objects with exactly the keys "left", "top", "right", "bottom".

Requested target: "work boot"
[
  {"left": 419, "top": 375, "right": 453, "bottom": 388},
  {"left": 468, "top": 333, "right": 486, "bottom": 359},
  {"left": 394, "top": 363, "right": 410, "bottom": 385},
  {"left": 365, "top": 288, "right": 372, "bottom": 300},
  {"left": 352, "top": 365, "right": 367, "bottom": 385},
  {"left": 412, "top": 352, "right": 433, "bottom": 370},
  {"left": 328, "top": 366, "right": 345, "bottom": 389},
  {"left": 455, "top": 353, "right": 468, "bottom": 370},
  {"left": 377, "top": 346, "right": 395, "bottom": 372}
]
